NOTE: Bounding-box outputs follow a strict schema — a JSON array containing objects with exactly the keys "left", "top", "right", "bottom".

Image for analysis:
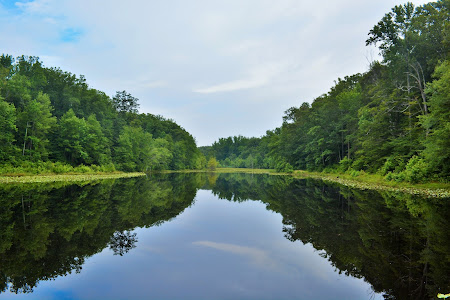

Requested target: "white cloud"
[
  {"left": 194, "top": 61, "right": 290, "bottom": 94},
  {"left": 194, "top": 77, "right": 267, "bottom": 94},
  {"left": 15, "top": 0, "right": 54, "bottom": 15},
  {"left": 0, "top": 0, "right": 432, "bottom": 145},
  {"left": 139, "top": 80, "right": 168, "bottom": 89}
]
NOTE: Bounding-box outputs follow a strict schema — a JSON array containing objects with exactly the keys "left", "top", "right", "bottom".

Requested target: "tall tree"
[
  {"left": 84, "top": 114, "right": 111, "bottom": 165},
  {"left": 0, "top": 96, "right": 18, "bottom": 161},
  {"left": 114, "top": 126, "right": 153, "bottom": 171},
  {"left": 18, "top": 92, "right": 57, "bottom": 159},
  {"left": 56, "top": 109, "right": 88, "bottom": 165},
  {"left": 422, "top": 60, "right": 450, "bottom": 177}
]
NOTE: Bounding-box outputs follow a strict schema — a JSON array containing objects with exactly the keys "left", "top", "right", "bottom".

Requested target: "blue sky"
[{"left": 0, "top": 0, "right": 430, "bottom": 146}]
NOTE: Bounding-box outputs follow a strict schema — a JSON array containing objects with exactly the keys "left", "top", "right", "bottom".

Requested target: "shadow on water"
[{"left": 0, "top": 172, "right": 449, "bottom": 299}]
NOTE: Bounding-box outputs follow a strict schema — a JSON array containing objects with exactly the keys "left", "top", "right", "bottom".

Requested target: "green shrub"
[
  {"left": 101, "top": 163, "right": 117, "bottom": 172},
  {"left": 394, "top": 172, "right": 406, "bottom": 182},
  {"left": 338, "top": 157, "right": 352, "bottom": 172},
  {"left": 385, "top": 171, "right": 406, "bottom": 182},
  {"left": 275, "top": 162, "right": 293, "bottom": 173},
  {"left": 51, "top": 162, "right": 74, "bottom": 174},
  {"left": 351, "top": 157, "right": 366, "bottom": 171},
  {"left": 403, "top": 156, "right": 429, "bottom": 183},
  {"left": 385, "top": 172, "right": 393, "bottom": 181},
  {"left": 379, "top": 156, "right": 407, "bottom": 176},
  {"left": 89, "top": 164, "right": 100, "bottom": 172},
  {"left": 322, "top": 166, "right": 337, "bottom": 174},
  {"left": 207, "top": 157, "right": 219, "bottom": 171},
  {"left": 74, "top": 164, "right": 93, "bottom": 173},
  {"left": 350, "top": 170, "right": 360, "bottom": 177}
]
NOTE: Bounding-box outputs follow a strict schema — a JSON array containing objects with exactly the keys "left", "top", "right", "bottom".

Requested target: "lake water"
[{"left": 1, "top": 173, "right": 449, "bottom": 299}]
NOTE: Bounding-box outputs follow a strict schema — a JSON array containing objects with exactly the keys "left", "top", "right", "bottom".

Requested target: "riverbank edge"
[
  {"left": 2, "top": 168, "right": 449, "bottom": 198},
  {"left": 292, "top": 170, "right": 450, "bottom": 198},
  {"left": 0, "top": 172, "right": 146, "bottom": 184},
  {"left": 165, "top": 168, "right": 450, "bottom": 198}
]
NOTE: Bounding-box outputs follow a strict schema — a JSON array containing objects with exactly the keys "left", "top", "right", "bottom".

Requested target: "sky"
[{"left": 0, "top": 0, "right": 431, "bottom": 146}]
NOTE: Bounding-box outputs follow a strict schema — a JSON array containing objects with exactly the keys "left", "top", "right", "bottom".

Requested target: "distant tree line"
[
  {"left": 0, "top": 55, "right": 206, "bottom": 172},
  {"left": 204, "top": 1, "right": 450, "bottom": 182}
]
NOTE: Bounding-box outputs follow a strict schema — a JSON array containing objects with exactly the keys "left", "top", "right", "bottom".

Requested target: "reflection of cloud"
[
  {"left": 138, "top": 245, "right": 163, "bottom": 254},
  {"left": 193, "top": 240, "right": 277, "bottom": 269}
]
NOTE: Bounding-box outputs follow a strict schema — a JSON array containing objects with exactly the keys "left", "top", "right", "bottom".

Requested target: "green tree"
[
  {"left": 85, "top": 114, "right": 111, "bottom": 165},
  {"left": 207, "top": 157, "right": 219, "bottom": 171},
  {"left": 2, "top": 74, "right": 32, "bottom": 110},
  {"left": 114, "top": 126, "right": 153, "bottom": 171},
  {"left": 0, "top": 96, "right": 18, "bottom": 161},
  {"left": 19, "top": 92, "right": 56, "bottom": 159},
  {"left": 147, "top": 138, "right": 172, "bottom": 171},
  {"left": 57, "top": 109, "right": 88, "bottom": 165},
  {"left": 422, "top": 60, "right": 450, "bottom": 177}
]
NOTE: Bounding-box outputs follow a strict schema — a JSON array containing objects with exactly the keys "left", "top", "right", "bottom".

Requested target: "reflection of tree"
[
  {"left": 109, "top": 230, "right": 138, "bottom": 256},
  {"left": 207, "top": 173, "right": 450, "bottom": 300},
  {"left": 0, "top": 173, "right": 203, "bottom": 294},
  {"left": 2, "top": 173, "right": 449, "bottom": 298}
]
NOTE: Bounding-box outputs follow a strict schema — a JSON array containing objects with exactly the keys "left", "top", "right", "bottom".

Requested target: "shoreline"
[
  {"left": 0, "top": 172, "right": 146, "bottom": 184},
  {"left": 1, "top": 168, "right": 449, "bottom": 198},
  {"left": 291, "top": 170, "right": 450, "bottom": 198},
  {"left": 167, "top": 168, "right": 450, "bottom": 198}
]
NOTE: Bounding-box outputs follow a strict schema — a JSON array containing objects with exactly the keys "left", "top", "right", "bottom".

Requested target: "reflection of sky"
[{"left": 2, "top": 190, "right": 383, "bottom": 300}]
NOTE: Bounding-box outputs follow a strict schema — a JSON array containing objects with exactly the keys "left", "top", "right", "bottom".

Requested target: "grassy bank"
[
  {"left": 3, "top": 166, "right": 449, "bottom": 197},
  {"left": 0, "top": 161, "right": 146, "bottom": 184},
  {"left": 0, "top": 172, "right": 146, "bottom": 184}
]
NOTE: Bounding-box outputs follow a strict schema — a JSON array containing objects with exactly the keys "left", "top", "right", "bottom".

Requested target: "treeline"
[
  {"left": 0, "top": 55, "right": 206, "bottom": 172},
  {"left": 204, "top": 1, "right": 450, "bottom": 182}
]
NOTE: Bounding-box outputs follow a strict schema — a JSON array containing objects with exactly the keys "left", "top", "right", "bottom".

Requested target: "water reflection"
[
  {"left": 0, "top": 174, "right": 200, "bottom": 294},
  {"left": 208, "top": 173, "right": 450, "bottom": 299},
  {"left": 0, "top": 173, "right": 449, "bottom": 299}
]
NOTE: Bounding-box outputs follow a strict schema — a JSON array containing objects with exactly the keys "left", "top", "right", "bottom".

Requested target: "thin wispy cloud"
[
  {"left": 194, "top": 61, "right": 290, "bottom": 94},
  {"left": 194, "top": 78, "right": 268, "bottom": 94}
]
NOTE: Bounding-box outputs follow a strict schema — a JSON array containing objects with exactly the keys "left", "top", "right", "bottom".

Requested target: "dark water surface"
[{"left": 1, "top": 173, "right": 449, "bottom": 299}]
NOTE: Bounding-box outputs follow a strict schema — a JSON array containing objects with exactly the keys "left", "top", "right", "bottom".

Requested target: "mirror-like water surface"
[{"left": 1, "top": 173, "right": 449, "bottom": 299}]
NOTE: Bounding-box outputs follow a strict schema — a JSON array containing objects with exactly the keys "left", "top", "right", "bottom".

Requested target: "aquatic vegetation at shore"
[
  {"left": 0, "top": 172, "right": 145, "bottom": 184},
  {"left": 295, "top": 172, "right": 450, "bottom": 198}
]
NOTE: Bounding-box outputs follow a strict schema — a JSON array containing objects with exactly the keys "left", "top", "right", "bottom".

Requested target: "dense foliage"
[
  {"left": 0, "top": 55, "right": 205, "bottom": 172},
  {"left": 207, "top": 173, "right": 450, "bottom": 299},
  {"left": 206, "top": 0, "right": 450, "bottom": 182}
]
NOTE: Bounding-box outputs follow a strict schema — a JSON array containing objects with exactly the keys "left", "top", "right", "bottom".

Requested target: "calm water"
[{"left": 1, "top": 173, "right": 449, "bottom": 299}]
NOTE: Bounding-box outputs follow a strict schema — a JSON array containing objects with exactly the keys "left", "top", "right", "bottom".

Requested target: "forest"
[
  {"left": 1, "top": 1, "right": 449, "bottom": 182},
  {"left": 0, "top": 55, "right": 206, "bottom": 173},
  {"left": 201, "top": 1, "right": 450, "bottom": 183}
]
